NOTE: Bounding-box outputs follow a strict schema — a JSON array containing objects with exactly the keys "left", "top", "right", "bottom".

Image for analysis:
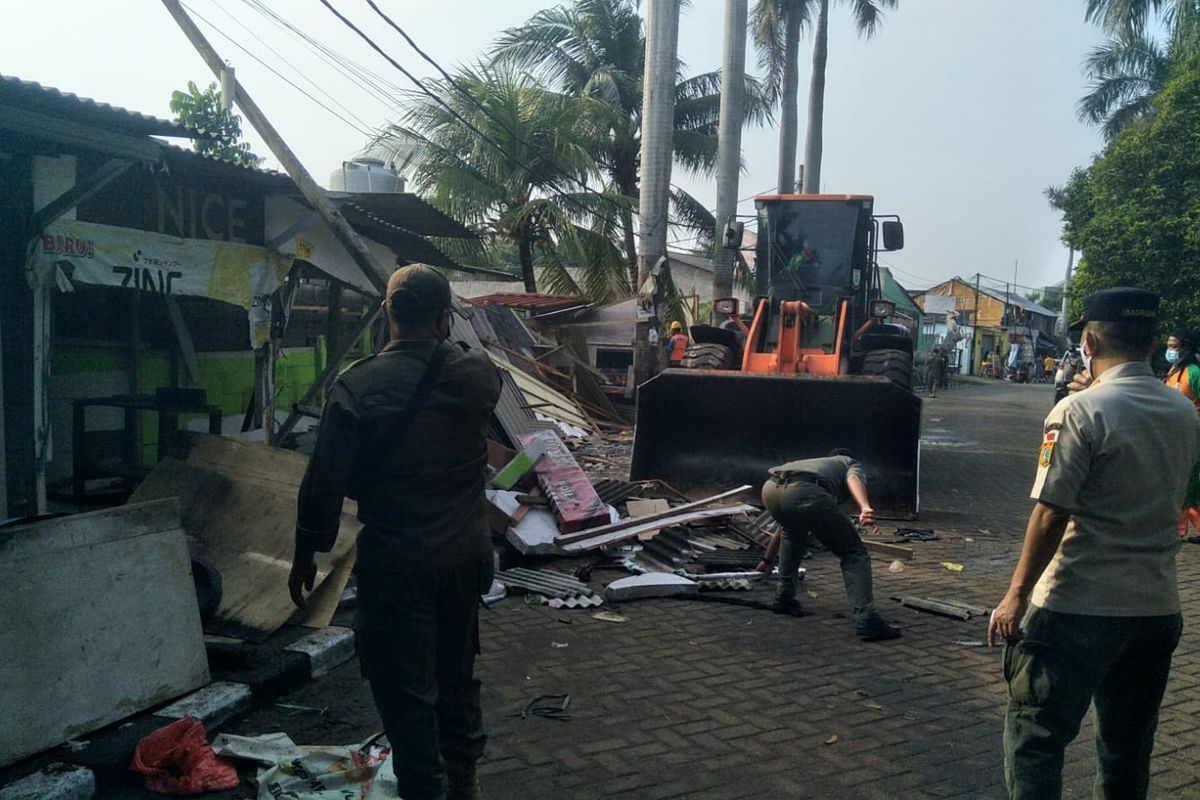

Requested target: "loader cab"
[{"left": 755, "top": 195, "right": 876, "bottom": 351}]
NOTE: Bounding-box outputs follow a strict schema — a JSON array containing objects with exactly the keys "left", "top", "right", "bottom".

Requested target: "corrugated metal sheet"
[
  {"left": 333, "top": 192, "right": 476, "bottom": 239},
  {"left": 489, "top": 354, "right": 594, "bottom": 433},
  {"left": 449, "top": 303, "right": 543, "bottom": 446},
  {"left": 0, "top": 74, "right": 199, "bottom": 138}
]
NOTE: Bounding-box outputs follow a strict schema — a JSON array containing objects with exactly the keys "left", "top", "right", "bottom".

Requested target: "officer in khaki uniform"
[
  {"left": 760, "top": 450, "right": 901, "bottom": 641},
  {"left": 988, "top": 288, "right": 1200, "bottom": 799},
  {"left": 289, "top": 265, "right": 501, "bottom": 800}
]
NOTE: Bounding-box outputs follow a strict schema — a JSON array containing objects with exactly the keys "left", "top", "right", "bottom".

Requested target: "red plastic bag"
[{"left": 130, "top": 717, "right": 240, "bottom": 795}]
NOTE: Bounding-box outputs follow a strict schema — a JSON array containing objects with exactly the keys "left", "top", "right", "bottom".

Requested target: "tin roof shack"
[{"left": 0, "top": 74, "right": 480, "bottom": 519}]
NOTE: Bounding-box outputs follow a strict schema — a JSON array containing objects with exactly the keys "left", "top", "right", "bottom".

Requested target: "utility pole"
[
  {"left": 712, "top": 0, "right": 747, "bottom": 303},
  {"left": 1058, "top": 248, "right": 1074, "bottom": 335},
  {"left": 972, "top": 273, "right": 981, "bottom": 376},
  {"left": 638, "top": 0, "right": 682, "bottom": 286},
  {"left": 162, "top": 0, "right": 396, "bottom": 443},
  {"left": 161, "top": 0, "right": 388, "bottom": 296}
]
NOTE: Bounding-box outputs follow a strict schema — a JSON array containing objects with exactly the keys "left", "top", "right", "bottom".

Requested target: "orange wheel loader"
[{"left": 630, "top": 194, "right": 922, "bottom": 518}]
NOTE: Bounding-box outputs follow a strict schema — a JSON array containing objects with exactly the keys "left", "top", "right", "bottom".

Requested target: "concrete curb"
[
  {"left": 0, "top": 764, "right": 93, "bottom": 800},
  {"left": 0, "top": 627, "right": 356, "bottom": 800}
]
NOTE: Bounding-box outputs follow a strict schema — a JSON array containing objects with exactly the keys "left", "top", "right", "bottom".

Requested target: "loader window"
[{"left": 762, "top": 202, "right": 863, "bottom": 314}]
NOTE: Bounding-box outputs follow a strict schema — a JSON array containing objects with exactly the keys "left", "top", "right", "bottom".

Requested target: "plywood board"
[
  {"left": 130, "top": 435, "right": 357, "bottom": 641},
  {"left": 0, "top": 500, "right": 209, "bottom": 767}
]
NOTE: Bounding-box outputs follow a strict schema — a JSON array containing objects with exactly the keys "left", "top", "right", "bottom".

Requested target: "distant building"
[{"left": 910, "top": 276, "right": 1059, "bottom": 375}]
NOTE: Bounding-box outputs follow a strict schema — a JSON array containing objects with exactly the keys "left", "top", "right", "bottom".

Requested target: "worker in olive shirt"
[
  {"left": 760, "top": 449, "right": 901, "bottom": 641},
  {"left": 289, "top": 265, "right": 501, "bottom": 800},
  {"left": 988, "top": 288, "right": 1199, "bottom": 799}
]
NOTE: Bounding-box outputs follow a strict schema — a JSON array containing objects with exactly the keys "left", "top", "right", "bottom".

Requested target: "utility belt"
[{"left": 769, "top": 473, "right": 836, "bottom": 496}]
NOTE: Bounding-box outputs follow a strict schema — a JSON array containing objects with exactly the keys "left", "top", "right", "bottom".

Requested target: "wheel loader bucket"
[{"left": 630, "top": 370, "right": 922, "bottom": 518}]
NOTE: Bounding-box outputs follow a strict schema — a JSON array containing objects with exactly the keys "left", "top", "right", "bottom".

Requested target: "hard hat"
[{"left": 670, "top": 321, "right": 682, "bottom": 331}]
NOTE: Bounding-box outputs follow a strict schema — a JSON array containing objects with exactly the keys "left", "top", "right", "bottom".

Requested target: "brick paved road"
[{"left": 104, "top": 381, "right": 1200, "bottom": 798}]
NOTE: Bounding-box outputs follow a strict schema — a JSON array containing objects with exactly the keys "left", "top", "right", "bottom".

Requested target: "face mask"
[
  {"left": 1166, "top": 348, "right": 1180, "bottom": 364},
  {"left": 1080, "top": 339, "right": 1093, "bottom": 374}
]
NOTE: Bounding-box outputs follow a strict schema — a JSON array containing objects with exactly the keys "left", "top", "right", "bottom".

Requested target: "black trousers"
[{"left": 354, "top": 555, "right": 492, "bottom": 800}]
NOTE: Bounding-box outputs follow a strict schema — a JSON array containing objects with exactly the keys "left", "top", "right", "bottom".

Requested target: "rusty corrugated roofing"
[{"left": 469, "top": 293, "right": 587, "bottom": 313}]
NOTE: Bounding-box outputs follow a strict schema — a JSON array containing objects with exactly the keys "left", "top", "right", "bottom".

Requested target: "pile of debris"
[{"left": 485, "top": 426, "right": 775, "bottom": 605}]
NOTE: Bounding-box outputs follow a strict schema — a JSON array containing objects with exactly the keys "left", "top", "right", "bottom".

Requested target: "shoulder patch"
[
  {"left": 1038, "top": 432, "right": 1056, "bottom": 468},
  {"left": 1043, "top": 421, "right": 1062, "bottom": 434}
]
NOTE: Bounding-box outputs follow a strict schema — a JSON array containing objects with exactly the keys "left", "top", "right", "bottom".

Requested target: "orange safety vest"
[
  {"left": 668, "top": 333, "right": 689, "bottom": 363},
  {"left": 1166, "top": 363, "right": 1200, "bottom": 416}
]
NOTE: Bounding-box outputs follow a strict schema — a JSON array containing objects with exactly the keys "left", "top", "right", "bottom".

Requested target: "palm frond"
[
  {"left": 669, "top": 187, "right": 717, "bottom": 245},
  {"left": 842, "top": 0, "right": 897, "bottom": 38}
]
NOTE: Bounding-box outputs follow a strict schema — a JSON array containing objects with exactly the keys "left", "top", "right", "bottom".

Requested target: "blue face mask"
[{"left": 1166, "top": 348, "right": 1180, "bottom": 364}]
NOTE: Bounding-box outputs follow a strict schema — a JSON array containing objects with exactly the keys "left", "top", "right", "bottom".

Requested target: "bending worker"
[
  {"left": 290, "top": 265, "right": 501, "bottom": 800},
  {"left": 666, "top": 320, "right": 689, "bottom": 367},
  {"left": 758, "top": 449, "right": 902, "bottom": 641}
]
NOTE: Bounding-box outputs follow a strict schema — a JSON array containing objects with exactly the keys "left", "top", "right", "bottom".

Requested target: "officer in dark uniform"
[
  {"left": 289, "top": 265, "right": 501, "bottom": 800},
  {"left": 760, "top": 449, "right": 902, "bottom": 641}
]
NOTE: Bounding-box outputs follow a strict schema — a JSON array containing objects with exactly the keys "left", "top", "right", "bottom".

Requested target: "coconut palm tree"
[
  {"left": 752, "top": 0, "right": 896, "bottom": 194},
  {"left": 491, "top": 0, "right": 772, "bottom": 286},
  {"left": 375, "top": 64, "right": 630, "bottom": 301},
  {"left": 1078, "top": 0, "right": 1200, "bottom": 139},
  {"left": 1077, "top": 32, "right": 1172, "bottom": 139}
]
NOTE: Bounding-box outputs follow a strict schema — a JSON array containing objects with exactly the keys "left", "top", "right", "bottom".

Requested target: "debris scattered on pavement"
[
  {"left": 941, "top": 561, "right": 965, "bottom": 572},
  {"left": 891, "top": 596, "right": 992, "bottom": 620},
  {"left": 130, "top": 717, "right": 239, "bottom": 795},
  {"left": 550, "top": 641, "right": 569, "bottom": 649},
  {"left": 274, "top": 702, "right": 327, "bottom": 716},
  {"left": 605, "top": 572, "right": 699, "bottom": 602},
  {"left": 591, "top": 611, "right": 628, "bottom": 623},
  {"left": 510, "top": 694, "right": 572, "bottom": 722},
  {"left": 497, "top": 567, "right": 597, "bottom": 600},
  {"left": 956, "top": 640, "right": 987, "bottom": 647},
  {"left": 862, "top": 540, "right": 915, "bottom": 560},
  {"left": 824, "top": 734, "right": 839, "bottom": 745},
  {"left": 894, "top": 527, "right": 938, "bottom": 541},
  {"left": 887, "top": 560, "right": 906, "bottom": 573}
]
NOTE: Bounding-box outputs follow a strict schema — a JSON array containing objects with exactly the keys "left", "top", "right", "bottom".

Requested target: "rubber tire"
[
  {"left": 681, "top": 343, "right": 736, "bottom": 371},
  {"left": 861, "top": 348, "right": 914, "bottom": 392}
]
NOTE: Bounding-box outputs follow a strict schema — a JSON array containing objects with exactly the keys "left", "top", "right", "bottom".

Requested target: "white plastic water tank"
[{"left": 329, "top": 158, "right": 406, "bottom": 193}]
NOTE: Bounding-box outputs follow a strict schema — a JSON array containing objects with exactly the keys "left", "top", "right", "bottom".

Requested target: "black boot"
[
  {"left": 446, "top": 761, "right": 482, "bottom": 800},
  {"left": 856, "top": 613, "right": 902, "bottom": 641}
]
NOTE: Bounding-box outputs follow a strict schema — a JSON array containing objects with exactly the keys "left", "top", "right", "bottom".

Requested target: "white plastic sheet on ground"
[{"left": 211, "top": 731, "right": 397, "bottom": 799}]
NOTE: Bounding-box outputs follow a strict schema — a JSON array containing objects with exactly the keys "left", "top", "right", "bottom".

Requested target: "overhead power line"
[
  {"left": 180, "top": 1, "right": 374, "bottom": 138},
  {"left": 326, "top": 0, "right": 630, "bottom": 224}
]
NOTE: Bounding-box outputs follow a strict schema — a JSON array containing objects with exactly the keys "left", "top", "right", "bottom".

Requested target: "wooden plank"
[
  {"left": 863, "top": 539, "right": 914, "bottom": 561},
  {"left": 561, "top": 504, "right": 758, "bottom": 553},
  {"left": 129, "top": 435, "right": 357, "bottom": 641},
  {"left": 0, "top": 500, "right": 209, "bottom": 767},
  {"left": 556, "top": 484, "right": 754, "bottom": 544}
]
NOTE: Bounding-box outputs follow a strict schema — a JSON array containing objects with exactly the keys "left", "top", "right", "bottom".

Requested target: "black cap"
[
  {"left": 1069, "top": 287, "right": 1159, "bottom": 333},
  {"left": 386, "top": 264, "right": 452, "bottom": 317}
]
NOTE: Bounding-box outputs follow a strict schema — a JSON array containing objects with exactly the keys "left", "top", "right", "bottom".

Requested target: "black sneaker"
[
  {"left": 771, "top": 596, "right": 807, "bottom": 617},
  {"left": 856, "top": 614, "right": 902, "bottom": 641}
]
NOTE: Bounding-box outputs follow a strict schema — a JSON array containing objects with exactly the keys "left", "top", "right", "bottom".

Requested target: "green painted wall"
[{"left": 53, "top": 344, "right": 329, "bottom": 466}]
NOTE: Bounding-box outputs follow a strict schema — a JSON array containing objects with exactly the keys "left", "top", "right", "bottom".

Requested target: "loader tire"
[
  {"left": 862, "top": 348, "right": 914, "bottom": 392},
  {"left": 681, "top": 343, "right": 736, "bottom": 371}
]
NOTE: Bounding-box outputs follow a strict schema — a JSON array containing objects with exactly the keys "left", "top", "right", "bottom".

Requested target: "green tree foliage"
[
  {"left": 375, "top": 64, "right": 630, "bottom": 301},
  {"left": 169, "top": 81, "right": 262, "bottom": 167},
  {"left": 491, "top": 0, "right": 773, "bottom": 284},
  {"left": 1059, "top": 56, "right": 1200, "bottom": 331}
]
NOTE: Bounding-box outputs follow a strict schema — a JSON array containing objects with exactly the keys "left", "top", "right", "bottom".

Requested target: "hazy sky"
[{"left": 0, "top": 1, "right": 1110, "bottom": 292}]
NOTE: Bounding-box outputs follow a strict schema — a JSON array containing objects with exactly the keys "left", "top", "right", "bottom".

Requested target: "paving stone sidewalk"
[{"left": 101, "top": 381, "right": 1200, "bottom": 798}]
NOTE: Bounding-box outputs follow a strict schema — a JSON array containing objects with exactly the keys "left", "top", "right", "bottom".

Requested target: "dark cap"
[
  {"left": 386, "top": 265, "right": 451, "bottom": 317},
  {"left": 1069, "top": 287, "right": 1159, "bottom": 333}
]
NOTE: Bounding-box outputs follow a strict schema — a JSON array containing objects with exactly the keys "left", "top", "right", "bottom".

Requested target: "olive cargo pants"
[
  {"left": 354, "top": 556, "right": 492, "bottom": 800},
  {"left": 761, "top": 478, "right": 876, "bottom": 624},
  {"left": 1003, "top": 606, "right": 1182, "bottom": 799}
]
